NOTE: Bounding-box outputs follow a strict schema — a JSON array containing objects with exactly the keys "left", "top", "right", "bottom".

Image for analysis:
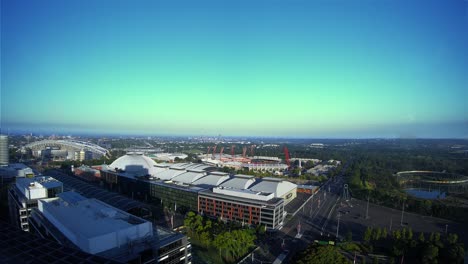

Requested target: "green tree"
[
  {"left": 364, "top": 227, "right": 372, "bottom": 243},
  {"left": 393, "top": 230, "right": 402, "bottom": 240},
  {"left": 294, "top": 245, "right": 350, "bottom": 264},
  {"left": 382, "top": 228, "right": 388, "bottom": 239},
  {"left": 199, "top": 231, "right": 211, "bottom": 247},
  {"left": 447, "top": 233, "right": 458, "bottom": 244},
  {"left": 407, "top": 228, "right": 413, "bottom": 240},
  {"left": 401, "top": 228, "right": 407, "bottom": 240},
  {"left": 447, "top": 243, "right": 465, "bottom": 264},
  {"left": 418, "top": 232, "right": 425, "bottom": 243},
  {"left": 373, "top": 227, "right": 382, "bottom": 241},
  {"left": 422, "top": 244, "right": 439, "bottom": 264},
  {"left": 184, "top": 211, "right": 197, "bottom": 236}
]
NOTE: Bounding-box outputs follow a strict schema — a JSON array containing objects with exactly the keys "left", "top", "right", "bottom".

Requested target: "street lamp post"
[
  {"left": 365, "top": 195, "right": 370, "bottom": 219},
  {"left": 401, "top": 200, "right": 405, "bottom": 226},
  {"left": 336, "top": 212, "right": 341, "bottom": 239}
]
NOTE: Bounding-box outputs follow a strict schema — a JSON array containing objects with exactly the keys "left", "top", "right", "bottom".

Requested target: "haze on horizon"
[{"left": 1, "top": 0, "right": 467, "bottom": 138}]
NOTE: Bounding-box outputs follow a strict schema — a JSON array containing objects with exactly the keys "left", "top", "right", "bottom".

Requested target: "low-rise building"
[
  {"left": 29, "top": 191, "right": 191, "bottom": 264},
  {"left": 8, "top": 176, "right": 63, "bottom": 231},
  {"left": 73, "top": 165, "right": 101, "bottom": 181},
  {"left": 198, "top": 187, "right": 285, "bottom": 230}
]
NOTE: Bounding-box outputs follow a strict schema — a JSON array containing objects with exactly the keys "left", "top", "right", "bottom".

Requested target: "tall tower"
[{"left": 0, "top": 135, "right": 8, "bottom": 166}]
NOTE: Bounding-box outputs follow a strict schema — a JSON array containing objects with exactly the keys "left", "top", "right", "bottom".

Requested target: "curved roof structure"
[
  {"left": 219, "top": 174, "right": 256, "bottom": 189},
  {"left": 154, "top": 168, "right": 186, "bottom": 180},
  {"left": 24, "top": 140, "right": 109, "bottom": 157},
  {"left": 171, "top": 171, "right": 207, "bottom": 185},
  {"left": 192, "top": 174, "right": 230, "bottom": 187},
  {"left": 109, "top": 153, "right": 157, "bottom": 174},
  {"left": 248, "top": 177, "right": 297, "bottom": 198}
]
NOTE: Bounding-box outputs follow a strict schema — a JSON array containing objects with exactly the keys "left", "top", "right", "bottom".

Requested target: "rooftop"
[
  {"left": 0, "top": 220, "right": 120, "bottom": 264},
  {"left": 38, "top": 192, "right": 153, "bottom": 254},
  {"left": 219, "top": 175, "right": 256, "bottom": 189},
  {"left": 249, "top": 178, "right": 297, "bottom": 198},
  {"left": 192, "top": 174, "right": 230, "bottom": 188},
  {"left": 15, "top": 176, "right": 63, "bottom": 200},
  {"left": 171, "top": 171, "right": 206, "bottom": 185}
]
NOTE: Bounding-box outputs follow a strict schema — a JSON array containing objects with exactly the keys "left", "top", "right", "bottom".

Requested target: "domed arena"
[{"left": 109, "top": 153, "right": 158, "bottom": 175}]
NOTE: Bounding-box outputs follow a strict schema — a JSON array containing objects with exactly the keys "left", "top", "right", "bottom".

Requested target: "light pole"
[
  {"left": 401, "top": 200, "right": 405, "bottom": 226},
  {"left": 365, "top": 195, "right": 370, "bottom": 219},
  {"left": 336, "top": 212, "right": 341, "bottom": 239}
]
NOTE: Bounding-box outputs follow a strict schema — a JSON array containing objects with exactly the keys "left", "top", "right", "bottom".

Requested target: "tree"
[
  {"left": 393, "top": 230, "right": 402, "bottom": 240},
  {"left": 199, "top": 231, "right": 211, "bottom": 247},
  {"left": 407, "top": 228, "right": 413, "bottom": 240},
  {"left": 184, "top": 211, "right": 197, "bottom": 236},
  {"left": 429, "top": 232, "right": 435, "bottom": 242},
  {"left": 447, "top": 243, "right": 465, "bottom": 264},
  {"left": 418, "top": 232, "right": 425, "bottom": 243},
  {"left": 382, "top": 228, "right": 388, "bottom": 239},
  {"left": 294, "top": 245, "right": 350, "bottom": 264},
  {"left": 364, "top": 227, "right": 372, "bottom": 243},
  {"left": 447, "top": 233, "right": 458, "bottom": 244},
  {"left": 422, "top": 244, "right": 439, "bottom": 264},
  {"left": 373, "top": 227, "right": 382, "bottom": 241}
]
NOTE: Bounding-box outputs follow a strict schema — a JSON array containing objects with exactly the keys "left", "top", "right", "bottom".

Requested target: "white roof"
[
  {"left": 154, "top": 168, "right": 186, "bottom": 180},
  {"left": 175, "top": 163, "right": 212, "bottom": 171},
  {"left": 109, "top": 153, "right": 157, "bottom": 175},
  {"left": 38, "top": 192, "right": 153, "bottom": 254},
  {"left": 192, "top": 174, "right": 230, "bottom": 187},
  {"left": 219, "top": 175, "right": 256, "bottom": 190},
  {"left": 248, "top": 177, "right": 297, "bottom": 198},
  {"left": 16, "top": 176, "right": 62, "bottom": 200},
  {"left": 171, "top": 171, "right": 207, "bottom": 184},
  {"left": 213, "top": 187, "right": 274, "bottom": 201}
]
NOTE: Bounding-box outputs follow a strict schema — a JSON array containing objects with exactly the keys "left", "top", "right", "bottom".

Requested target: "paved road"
[
  {"left": 249, "top": 174, "right": 347, "bottom": 263},
  {"left": 252, "top": 161, "right": 468, "bottom": 263}
]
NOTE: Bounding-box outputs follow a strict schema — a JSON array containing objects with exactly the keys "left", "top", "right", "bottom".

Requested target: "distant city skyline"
[{"left": 1, "top": 0, "right": 467, "bottom": 138}]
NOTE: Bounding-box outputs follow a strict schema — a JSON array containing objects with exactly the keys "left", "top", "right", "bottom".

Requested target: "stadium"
[{"left": 23, "top": 140, "right": 110, "bottom": 160}]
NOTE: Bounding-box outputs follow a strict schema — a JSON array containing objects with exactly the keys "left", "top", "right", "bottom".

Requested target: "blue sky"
[{"left": 1, "top": 0, "right": 467, "bottom": 138}]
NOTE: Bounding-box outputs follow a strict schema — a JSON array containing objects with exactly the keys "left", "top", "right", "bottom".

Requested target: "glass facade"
[{"left": 149, "top": 183, "right": 199, "bottom": 212}]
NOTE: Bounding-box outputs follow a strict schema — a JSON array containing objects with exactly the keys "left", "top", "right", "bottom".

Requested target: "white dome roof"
[{"left": 110, "top": 153, "right": 157, "bottom": 174}]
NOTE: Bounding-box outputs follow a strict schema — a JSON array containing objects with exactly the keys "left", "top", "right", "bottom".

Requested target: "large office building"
[
  {"left": 98, "top": 153, "right": 298, "bottom": 230},
  {"left": 8, "top": 176, "right": 63, "bottom": 231},
  {"left": 28, "top": 191, "right": 191, "bottom": 264},
  {"left": 0, "top": 134, "right": 8, "bottom": 166}
]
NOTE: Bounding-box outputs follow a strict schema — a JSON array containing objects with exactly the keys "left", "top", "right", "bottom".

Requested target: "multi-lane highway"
[
  {"left": 256, "top": 165, "right": 468, "bottom": 264},
  {"left": 255, "top": 171, "right": 348, "bottom": 263}
]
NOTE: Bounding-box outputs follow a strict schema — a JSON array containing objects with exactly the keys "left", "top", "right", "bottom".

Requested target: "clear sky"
[{"left": 1, "top": 0, "right": 467, "bottom": 138}]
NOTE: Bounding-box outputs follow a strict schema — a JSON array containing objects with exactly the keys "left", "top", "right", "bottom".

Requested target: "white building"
[
  {"left": 8, "top": 176, "right": 63, "bottom": 231},
  {"left": 29, "top": 191, "right": 191, "bottom": 263}
]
